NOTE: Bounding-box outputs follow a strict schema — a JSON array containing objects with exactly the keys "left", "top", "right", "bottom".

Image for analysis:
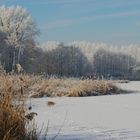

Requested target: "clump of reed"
[
  {"left": 0, "top": 73, "right": 120, "bottom": 98},
  {"left": 29, "top": 78, "right": 120, "bottom": 97},
  {"left": 0, "top": 73, "right": 47, "bottom": 140},
  {"left": 0, "top": 91, "right": 40, "bottom": 140}
]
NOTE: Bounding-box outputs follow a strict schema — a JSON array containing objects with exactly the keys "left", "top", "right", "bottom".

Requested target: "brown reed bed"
[
  {"left": 0, "top": 74, "right": 120, "bottom": 98},
  {"left": 0, "top": 74, "right": 47, "bottom": 140},
  {"left": 0, "top": 92, "right": 40, "bottom": 140}
]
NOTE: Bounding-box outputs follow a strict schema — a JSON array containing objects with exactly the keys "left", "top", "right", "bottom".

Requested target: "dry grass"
[
  {"left": 18, "top": 77, "right": 119, "bottom": 97},
  {"left": 0, "top": 74, "right": 42, "bottom": 97},
  {"left": 28, "top": 77, "right": 120, "bottom": 97},
  {"left": 0, "top": 93, "right": 40, "bottom": 140},
  {"left": 0, "top": 74, "right": 120, "bottom": 98},
  {"left": 0, "top": 74, "right": 48, "bottom": 140}
]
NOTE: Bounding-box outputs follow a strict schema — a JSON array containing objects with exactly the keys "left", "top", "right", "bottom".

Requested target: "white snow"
[
  {"left": 29, "top": 81, "right": 140, "bottom": 140},
  {"left": 117, "top": 81, "right": 140, "bottom": 92}
]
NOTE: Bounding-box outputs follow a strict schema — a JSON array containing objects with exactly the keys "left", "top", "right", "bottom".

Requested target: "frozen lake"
[{"left": 30, "top": 81, "right": 140, "bottom": 140}]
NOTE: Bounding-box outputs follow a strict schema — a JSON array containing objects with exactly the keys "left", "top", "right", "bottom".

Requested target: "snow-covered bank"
[
  {"left": 117, "top": 81, "right": 140, "bottom": 92},
  {"left": 30, "top": 81, "right": 140, "bottom": 140}
]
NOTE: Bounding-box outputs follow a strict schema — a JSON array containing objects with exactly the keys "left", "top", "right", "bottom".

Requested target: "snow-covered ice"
[{"left": 30, "top": 81, "right": 140, "bottom": 140}]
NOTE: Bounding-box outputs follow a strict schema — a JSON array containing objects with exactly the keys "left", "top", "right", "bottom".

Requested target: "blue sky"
[{"left": 1, "top": 0, "right": 140, "bottom": 44}]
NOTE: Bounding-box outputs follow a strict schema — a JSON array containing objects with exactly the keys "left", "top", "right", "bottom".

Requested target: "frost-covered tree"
[
  {"left": 93, "top": 48, "right": 136, "bottom": 78},
  {"left": 0, "top": 5, "right": 39, "bottom": 72},
  {"left": 39, "top": 41, "right": 140, "bottom": 79},
  {"left": 43, "top": 44, "right": 91, "bottom": 77}
]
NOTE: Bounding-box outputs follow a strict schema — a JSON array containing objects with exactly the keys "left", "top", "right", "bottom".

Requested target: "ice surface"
[{"left": 29, "top": 81, "right": 140, "bottom": 140}]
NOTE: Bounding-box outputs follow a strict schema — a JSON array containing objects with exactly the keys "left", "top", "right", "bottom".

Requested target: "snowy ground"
[{"left": 30, "top": 81, "right": 140, "bottom": 140}]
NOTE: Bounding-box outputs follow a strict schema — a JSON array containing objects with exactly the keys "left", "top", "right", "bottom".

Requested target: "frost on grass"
[{"left": 0, "top": 74, "right": 119, "bottom": 97}]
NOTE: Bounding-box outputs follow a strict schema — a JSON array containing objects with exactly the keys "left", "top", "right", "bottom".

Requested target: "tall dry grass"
[
  {"left": 0, "top": 92, "right": 40, "bottom": 140},
  {"left": 0, "top": 74, "right": 120, "bottom": 98},
  {"left": 0, "top": 74, "right": 46, "bottom": 140},
  {"left": 28, "top": 77, "right": 120, "bottom": 97}
]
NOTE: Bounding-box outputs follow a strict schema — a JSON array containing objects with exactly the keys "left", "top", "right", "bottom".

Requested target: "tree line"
[
  {"left": 0, "top": 6, "right": 140, "bottom": 80},
  {"left": 39, "top": 43, "right": 140, "bottom": 79}
]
